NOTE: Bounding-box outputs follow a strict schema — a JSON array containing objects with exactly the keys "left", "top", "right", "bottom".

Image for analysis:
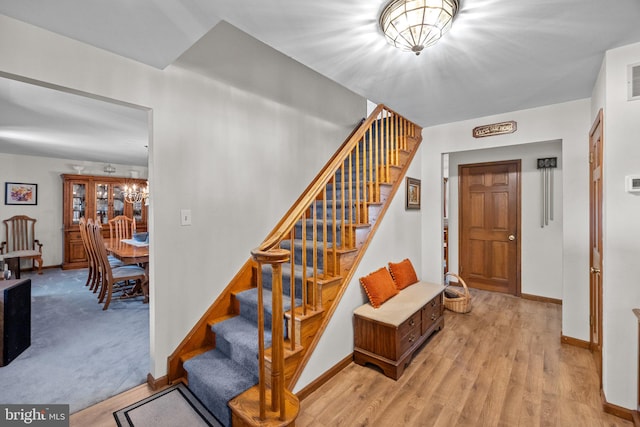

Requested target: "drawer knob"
[
  {"left": 409, "top": 335, "right": 416, "bottom": 343},
  {"left": 409, "top": 319, "right": 415, "bottom": 326},
  {"left": 431, "top": 313, "right": 437, "bottom": 321}
]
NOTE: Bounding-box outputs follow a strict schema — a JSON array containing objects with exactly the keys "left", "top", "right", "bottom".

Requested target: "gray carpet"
[
  {"left": 114, "top": 383, "right": 222, "bottom": 427},
  {"left": 0, "top": 268, "right": 149, "bottom": 413}
]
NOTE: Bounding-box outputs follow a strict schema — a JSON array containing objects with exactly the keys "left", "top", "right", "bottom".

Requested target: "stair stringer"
[
  {"left": 167, "top": 260, "right": 257, "bottom": 382},
  {"left": 286, "top": 134, "right": 423, "bottom": 388}
]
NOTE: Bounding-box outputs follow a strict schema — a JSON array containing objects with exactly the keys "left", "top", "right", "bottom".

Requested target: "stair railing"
[{"left": 249, "top": 104, "right": 417, "bottom": 423}]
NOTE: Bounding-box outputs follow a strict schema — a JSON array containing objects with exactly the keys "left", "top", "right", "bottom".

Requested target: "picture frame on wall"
[
  {"left": 5, "top": 182, "right": 38, "bottom": 205},
  {"left": 406, "top": 177, "right": 421, "bottom": 210}
]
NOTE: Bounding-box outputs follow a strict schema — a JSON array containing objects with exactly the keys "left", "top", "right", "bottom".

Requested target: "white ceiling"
[{"left": 1, "top": 0, "right": 640, "bottom": 165}]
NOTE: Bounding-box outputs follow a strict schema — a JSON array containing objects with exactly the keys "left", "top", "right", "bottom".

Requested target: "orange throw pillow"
[
  {"left": 388, "top": 258, "right": 418, "bottom": 290},
  {"left": 359, "top": 267, "right": 399, "bottom": 308}
]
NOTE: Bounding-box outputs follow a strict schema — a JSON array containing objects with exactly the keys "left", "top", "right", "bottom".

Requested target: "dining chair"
[
  {"left": 78, "top": 217, "right": 97, "bottom": 289},
  {"left": 89, "top": 221, "right": 146, "bottom": 310},
  {"left": 1, "top": 215, "right": 44, "bottom": 274},
  {"left": 83, "top": 219, "right": 124, "bottom": 294},
  {"left": 107, "top": 215, "right": 136, "bottom": 241}
]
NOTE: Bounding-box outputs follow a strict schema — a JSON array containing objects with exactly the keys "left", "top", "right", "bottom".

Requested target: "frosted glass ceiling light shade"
[{"left": 380, "top": 0, "right": 459, "bottom": 55}]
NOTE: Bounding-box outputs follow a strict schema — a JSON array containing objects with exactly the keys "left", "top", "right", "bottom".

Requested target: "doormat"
[{"left": 113, "top": 383, "right": 222, "bottom": 427}]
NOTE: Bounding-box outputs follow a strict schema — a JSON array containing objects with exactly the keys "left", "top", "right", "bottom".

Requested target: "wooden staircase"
[{"left": 167, "top": 104, "right": 422, "bottom": 426}]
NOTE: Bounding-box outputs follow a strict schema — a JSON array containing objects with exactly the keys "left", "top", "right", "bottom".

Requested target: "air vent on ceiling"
[{"left": 629, "top": 62, "right": 640, "bottom": 101}]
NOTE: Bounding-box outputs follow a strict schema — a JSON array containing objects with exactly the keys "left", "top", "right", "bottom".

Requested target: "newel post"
[{"left": 251, "top": 247, "right": 289, "bottom": 420}]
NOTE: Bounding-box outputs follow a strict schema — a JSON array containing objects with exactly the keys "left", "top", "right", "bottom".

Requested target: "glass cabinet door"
[
  {"left": 132, "top": 200, "right": 144, "bottom": 224},
  {"left": 71, "top": 182, "right": 86, "bottom": 224},
  {"left": 95, "top": 183, "right": 110, "bottom": 225},
  {"left": 113, "top": 185, "right": 125, "bottom": 217}
]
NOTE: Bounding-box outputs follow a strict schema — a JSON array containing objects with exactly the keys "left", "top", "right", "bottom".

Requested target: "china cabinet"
[{"left": 62, "top": 174, "right": 148, "bottom": 269}]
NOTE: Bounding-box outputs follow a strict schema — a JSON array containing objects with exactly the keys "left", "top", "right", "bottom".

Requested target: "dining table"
[{"left": 106, "top": 237, "right": 150, "bottom": 303}]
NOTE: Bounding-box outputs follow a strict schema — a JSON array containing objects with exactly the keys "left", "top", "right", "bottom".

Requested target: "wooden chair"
[
  {"left": 1, "top": 215, "right": 43, "bottom": 274},
  {"left": 89, "top": 221, "right": 145, "bottom": 310},
  {"left": 79, "top": 218, "right": 123, "bottom": 293},
  {"left": 108, "top": 215, "right": 136, "bottom": 241},
  {"left": 78, "top": 217, "right": 96, "bottom": 289}
]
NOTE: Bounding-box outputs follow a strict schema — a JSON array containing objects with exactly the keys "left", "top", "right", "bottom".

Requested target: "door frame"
[
  {"left": 589, "top": 109, "right": 604, "bottom": 387},
  {"left": 458, "top": 159, "right": 522, "bottom": 296}
]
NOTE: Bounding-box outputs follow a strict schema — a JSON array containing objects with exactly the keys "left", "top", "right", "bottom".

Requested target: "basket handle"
[{"left": 445, "top": 272, "right": 470, "bottom": 298}]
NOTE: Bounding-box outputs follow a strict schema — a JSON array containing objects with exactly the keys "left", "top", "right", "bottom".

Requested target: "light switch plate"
[{"left": 180, "top": 209, "right": 192, "bottom": 226}]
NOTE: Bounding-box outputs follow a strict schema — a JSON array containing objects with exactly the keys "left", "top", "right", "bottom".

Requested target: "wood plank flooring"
[
  {"left": 297, "top": 289, "right": 632, "bottom": 427},
  {"left": 71, "top": 289, "right": 632, "bottom": 426}
]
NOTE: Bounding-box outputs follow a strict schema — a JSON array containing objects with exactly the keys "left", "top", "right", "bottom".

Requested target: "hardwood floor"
[
  {"left": 297, "top": 289, "right": 632, "bottom": 427},
  {"left": 72, "top": 289, "right": 632, "bottom": 426}
]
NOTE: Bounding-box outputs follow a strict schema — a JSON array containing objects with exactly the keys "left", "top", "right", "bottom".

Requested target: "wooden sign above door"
[{"left": 472, "top": 121, "right": 517, "bottom": 138}]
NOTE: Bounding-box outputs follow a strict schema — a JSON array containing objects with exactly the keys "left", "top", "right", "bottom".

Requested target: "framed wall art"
[
  {"left": 406, "top": 177, "right": 421, "bottom": 210},
  {"left": 5, "top": 182, "right": 38, "bottom": 205}
]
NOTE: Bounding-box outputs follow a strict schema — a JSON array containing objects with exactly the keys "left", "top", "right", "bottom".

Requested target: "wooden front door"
[
  {"left": 459, "top": 160, "right": 521, "bottom": 295},
  {"left": 589, "top": 109, "right": 603, "bottom": 386}
]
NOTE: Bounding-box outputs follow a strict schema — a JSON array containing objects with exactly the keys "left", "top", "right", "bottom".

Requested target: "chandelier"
[
  {"left": 123, "top": 182, "right": 149, "bottom": 205},
  {"left": 379, "top": 0, "right": 459, "bottom": 55}
]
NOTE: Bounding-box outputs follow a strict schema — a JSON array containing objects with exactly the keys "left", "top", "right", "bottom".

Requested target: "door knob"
[
  {"left": 590, "top": 267, "right": 601, "bottom": 274},
  {"left": 508, "top": 235, "right": 515, "bottom": 241}
]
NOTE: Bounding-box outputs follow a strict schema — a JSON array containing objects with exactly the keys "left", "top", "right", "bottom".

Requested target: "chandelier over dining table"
[
  {"left": 122, "top": 182, "right": 149, "bottom": 204},
  {"left": 379, "top": 0, "right": 459, "bottom": 55}
]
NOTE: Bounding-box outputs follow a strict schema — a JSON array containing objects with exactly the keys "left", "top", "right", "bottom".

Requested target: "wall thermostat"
[{"left": 625, "top": 175, "right": 640, "bottom": 193}]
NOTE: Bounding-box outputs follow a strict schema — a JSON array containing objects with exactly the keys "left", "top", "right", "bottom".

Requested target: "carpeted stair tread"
[
  {"left": 295, "top": 218, "right": 345, "bottom": 240},
  {"left": 211, "top": 316, "right": 272, "bottom": 374},
  {"left": 183, "top": 349, "right": 258, "bottom": 427},
  {"left": 235, "top": 287, "right": 301, "bottom": 333},
  {"left": 261, "top": 262, "right": 322, "bottom": 296},
  {"left": 280, "top": 239, "right": 330, "bottom": 269}
]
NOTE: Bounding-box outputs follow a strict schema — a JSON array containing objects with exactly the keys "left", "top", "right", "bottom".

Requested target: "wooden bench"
[{"left": 353, "top": 281, "right": 445, "bottom": 380}]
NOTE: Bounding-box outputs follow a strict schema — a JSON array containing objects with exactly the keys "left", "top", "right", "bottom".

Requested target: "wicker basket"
[{"left": 443, "top": 272, "right": 471, "bottom": 313}]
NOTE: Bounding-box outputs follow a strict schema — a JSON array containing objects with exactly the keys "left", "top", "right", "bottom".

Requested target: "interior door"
[
  {"left": 459, "top": 160, "right": 521, "bottom": 295},
  {"left": 589, "top": 109, "right": 603, "bottom": 386}
]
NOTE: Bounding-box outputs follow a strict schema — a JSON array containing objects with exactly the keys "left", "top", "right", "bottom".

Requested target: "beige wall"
[
  {"left": 0, "top": 16, "right": 366, "bottom": 379},
  {"left": 421, "top": 99, "right": 591, "bottom": 347},
  {"left": 0, "top": 152, "right": 147, "bottom": 267},
  {"left": 447, "top": 140, "right": 563, "bottom": 300},
  {"left": 595, "top": 40, "right": 640, "bottom": 409}
]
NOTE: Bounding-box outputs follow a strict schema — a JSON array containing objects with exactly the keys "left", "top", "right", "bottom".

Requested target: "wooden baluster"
[
  {"left": 360, "top": 137, "right": 369, "bottom": 224},
  {"left": 385, "top": 109, "right": 390, "bottom": 182},
  {"left": 375, "top": 117, "right": 380, "bottom": 202},
  {"left": 348, "top": 152, "right": 354, "bottom": 248},
  {"left": 380, "top": 109, "right": 385, "bottom": 183},
  {"left": 312, "top": 201, "right": 318, "bottom": 310},
  {"left": 340, "top": 164, "right": 346, "bottom": 249},
  {"left": 257, "top": 259, "right": 266, "bottom": 419},
  {"left": 391, "top": 112, "right": 396, "bottom": 166},
  {"left": 322, "top": 187, "right": 327, "bottom": 282},
  {"left": 301, "top": 211, "right": 307, "bottom": 316},
  {"left": 355, "top": 141, "right": 361, "bottom": 225},
  {"left": 402, "top": 117, "right": 407, "bottom": 150},
  {"left": 368, "top": 128, "right": 373, "bottom": 210},
  {"left": 331, "top": 177, "right": 337, "bottom": 276},
  {"left": 289, "top": 229, "right": 295, "bottom": 351},
  {"left": 396, "top": 115, "right": 400, "bottom": 154}
]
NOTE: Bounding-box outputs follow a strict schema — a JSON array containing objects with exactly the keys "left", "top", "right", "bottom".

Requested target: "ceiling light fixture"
[
  {"left": 379, "top": 0, "right": 459, "bottom": 55},
  {"left": 123, "top": 182, "right": 149, "bottom": 205}
]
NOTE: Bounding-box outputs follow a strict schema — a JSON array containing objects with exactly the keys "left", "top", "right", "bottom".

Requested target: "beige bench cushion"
[{"left": 354, "top": 281, "right": 444, "bottom": 327}]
